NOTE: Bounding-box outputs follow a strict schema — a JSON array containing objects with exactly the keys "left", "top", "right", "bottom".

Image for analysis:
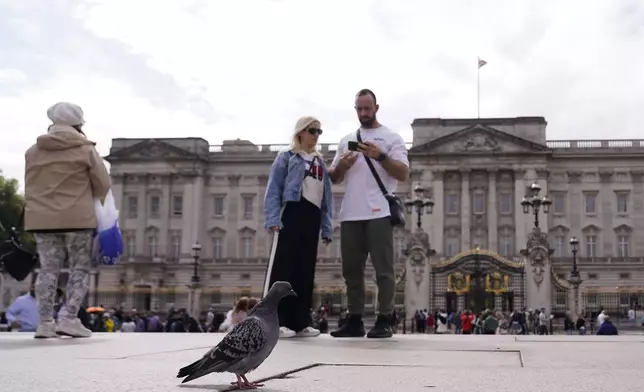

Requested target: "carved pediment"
[
  {"left": 409, "top": 124, "right": 550, "bottom": 155},
  {"left": 105, "top": 139, "right": 200, "bottom": 162},
  {"left": 582, "top": 224, "right": 602, "bottom": 233},
  {"left": 549, "top": 225, "right": 570, "bottom": 234},
  {"left": 238, "top": 226, "right": 256, "bottom": 234},
  {"left": 207, "top": 226, "right": 227, "bottom": 235},
  {"left": 613, "top": 224, "right": 632, "bottom": 233}
]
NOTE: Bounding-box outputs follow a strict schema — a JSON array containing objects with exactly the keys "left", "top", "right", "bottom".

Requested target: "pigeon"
[{"left": 177, "top": 281, "right": 297, "bottom": 389}]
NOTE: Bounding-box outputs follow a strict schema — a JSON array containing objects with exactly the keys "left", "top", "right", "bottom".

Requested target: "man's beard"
[{"left": 359, "top": 115, "right": 376, "bottom": 128}]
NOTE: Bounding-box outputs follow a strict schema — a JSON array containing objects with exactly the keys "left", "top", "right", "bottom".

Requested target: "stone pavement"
[{"left": 2, "top": 332, "right": 644, "bottom": 392}]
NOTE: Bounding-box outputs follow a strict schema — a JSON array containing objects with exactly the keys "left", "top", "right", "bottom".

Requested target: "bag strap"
[{"left": 356, "top": 130, "right": 389, "bottom": 197}]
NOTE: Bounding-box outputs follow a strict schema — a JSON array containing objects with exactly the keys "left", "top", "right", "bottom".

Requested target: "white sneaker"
[
  {"left": 34, "top": 321, "right": 58, "bottom": 339},
  {"left": 279, "top": 326, "right": 296, "bottom": 338},
  {"left": 56, "top": 317, "right": 92, "bottom": 338},
  {"left": 295, "top": 326, "right": 320, "bottom": 338}
]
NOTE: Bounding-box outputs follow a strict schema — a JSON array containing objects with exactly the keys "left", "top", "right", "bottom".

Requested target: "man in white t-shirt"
[{"left": 328, "top": 89, "right": 409, "bottom": 339}]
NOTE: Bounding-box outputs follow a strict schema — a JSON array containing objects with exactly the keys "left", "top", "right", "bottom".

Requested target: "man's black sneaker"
[
  {"left": 330, "top": 314, "right": 366, "bottom": 338},
  {"left": 367, "top": 315, "right": 393, "bottom": 339}
]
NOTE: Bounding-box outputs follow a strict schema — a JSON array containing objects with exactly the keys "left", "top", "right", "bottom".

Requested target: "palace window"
[
  {"left": 554, "top": 235, "right": 565, "bottom": 258},
  {"left": 170, "top": 230, "right": 181, "bottom": 259},
  {"left": 585, "top": 235, "right": 597, "bottom": 258},
  {"left": 146, "top": 230, "right": 159, "bottom": 257},
  {"left": 240, "top": 229, "right": 255, "bottom": 258},
  {"left": 498, "top": 228, "right": 513, "bottom": 257},
  {"left": 553, "top": 193, "right": 565, "bottom": 214},
  {"left": 242, "top": 195, "right": 254, "bottom": 219},
  {"left": 127, "top": 196, "right": 138, "bottom": 218},
  {"left": 172, "top": 195, "right": 183, "bottom": 216},
  {"left": 446, "top": 193, "right": 459, "bottom": 215},
  {"left": 472, "top": 192, "right": 485, "bottom": 214},
  {"left": 212, "top": 237, "right": 222, "bottom": 259},
  {"left": 616, "top": 192, "right": 628, "bottom": 214},
  {"left": 584, "top": 192, "right": 597, "bottom": 214},
  {"left": 213, "top": 195, "right": 225, "bottom": 217},
  {"left": 445, "top": 239, "right": 459, "bottom": 257},
  {"left": 149, "top": 195, "right": 160, "bottom": 217},
  {"left": 617, "top": 235, "right": 630, "bottom": 258},
  {"left": 124, "top": 232, "right": 136, "bottom": 257},
  {"left": 499, "top": 193, "right": 512, "bottom": 215}
]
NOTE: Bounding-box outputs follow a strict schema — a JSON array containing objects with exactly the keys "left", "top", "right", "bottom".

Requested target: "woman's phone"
[{"left": 348, "top": 141, "right": 359, "bottom": 151}]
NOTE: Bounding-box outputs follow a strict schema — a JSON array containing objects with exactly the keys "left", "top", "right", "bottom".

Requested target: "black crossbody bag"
[
  {"left": 0, "top": 208, "right": 39, "bottom": 281},
  {"left": 356, "top": 130, "right": 406, "bottom": 227}
]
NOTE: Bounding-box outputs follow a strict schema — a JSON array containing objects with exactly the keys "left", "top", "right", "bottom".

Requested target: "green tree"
[{"left": 0, "top": 171, "right": 34, "bottom": 251}]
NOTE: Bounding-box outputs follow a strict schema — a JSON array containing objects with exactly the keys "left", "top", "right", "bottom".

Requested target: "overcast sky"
[{"left": 1, "top": 0, "right": 643, "bottom": 184}]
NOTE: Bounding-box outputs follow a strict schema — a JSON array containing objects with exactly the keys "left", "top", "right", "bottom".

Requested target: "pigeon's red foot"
[{"left": 233, "top": 375, "right": 264, "bottom": 389}]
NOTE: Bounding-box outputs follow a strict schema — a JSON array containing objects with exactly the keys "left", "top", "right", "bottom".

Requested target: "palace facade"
[{"left": 3, "top": 116, "right": 644, "bottom": 316}]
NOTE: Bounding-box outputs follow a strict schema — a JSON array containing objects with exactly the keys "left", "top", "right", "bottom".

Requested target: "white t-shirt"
[
  {"left": 300, "top": 152, "right": 324, "bottom": 209},
  {"left": 331, "top": 126, "right": 409, "bottom": 222}
]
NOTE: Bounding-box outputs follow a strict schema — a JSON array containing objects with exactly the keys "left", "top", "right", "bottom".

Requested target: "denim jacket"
[{"left": 264, "top": 150, "right": 333, "bottom": 239}]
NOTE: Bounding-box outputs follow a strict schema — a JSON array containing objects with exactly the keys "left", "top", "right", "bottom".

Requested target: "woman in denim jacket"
[{"left": 263, "top": 116, "right": 333, "bottom": 338}]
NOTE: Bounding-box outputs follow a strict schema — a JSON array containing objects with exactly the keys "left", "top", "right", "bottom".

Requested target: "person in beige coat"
[{"left": 24, "top": 102, "right": 111, "bottom": 339}]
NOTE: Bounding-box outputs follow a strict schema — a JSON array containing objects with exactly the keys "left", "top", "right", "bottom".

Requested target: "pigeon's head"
[{"left": 268, "top": 281, "right": 297, "bottom": 300}]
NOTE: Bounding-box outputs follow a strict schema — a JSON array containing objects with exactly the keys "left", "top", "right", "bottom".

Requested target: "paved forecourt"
[{"left": 1, "top": 332, "right": 643, "bottom": 392}]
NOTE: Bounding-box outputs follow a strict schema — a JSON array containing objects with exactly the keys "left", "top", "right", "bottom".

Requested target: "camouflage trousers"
[{"left": 34, "top": 230, "right": 94, "bottom": 322}]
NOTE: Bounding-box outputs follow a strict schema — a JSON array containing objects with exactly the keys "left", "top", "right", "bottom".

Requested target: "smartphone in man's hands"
[{"left": 348, "top": 141, "right": 359, "bottom": 151}]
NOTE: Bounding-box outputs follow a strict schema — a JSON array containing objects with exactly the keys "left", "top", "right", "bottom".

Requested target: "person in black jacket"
[
  {"left": 563, "top": 311, "right": 575, "bottom": 335},
  {"left": 575, "top": 314, "right": 586, "bottom": 335}
]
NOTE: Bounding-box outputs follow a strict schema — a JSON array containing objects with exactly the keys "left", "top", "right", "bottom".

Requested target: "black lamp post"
[
  {"left": 191, "top": 242, "right": 202, "bottom": 284},
  {"left": 568, "top": 236, "right": 582, "bottom": 315},
  {"left": 520, "top": 182, "right": 552, "bottom": 229},
  {"left": 404, "top": 184, "right": 434, "bottom": 229},
  {"left": 569, "top": 236, "right": 580, "bottom": 278}
]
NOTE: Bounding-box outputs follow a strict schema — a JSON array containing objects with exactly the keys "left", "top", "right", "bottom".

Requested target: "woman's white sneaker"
[
  {"left": 279, "top": 326, "right": 296, "bottom": 338},
  {"left": 296, "top": 326, "right": 320, "bottom": 337}
]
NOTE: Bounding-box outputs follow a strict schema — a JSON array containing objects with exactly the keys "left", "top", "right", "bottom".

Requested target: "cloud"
[{"left": 1, "top": 0, "right": 643, "bottom": 186}]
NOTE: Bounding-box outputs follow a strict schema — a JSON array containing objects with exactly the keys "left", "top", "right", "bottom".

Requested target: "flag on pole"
[{"left": 478, "top": 58, "right": 487, "bottom": 68}]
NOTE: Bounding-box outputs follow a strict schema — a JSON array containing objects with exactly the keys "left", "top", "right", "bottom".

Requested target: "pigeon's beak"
[{"left": 288, "top": 289, "right": 297, "bottom": 297}]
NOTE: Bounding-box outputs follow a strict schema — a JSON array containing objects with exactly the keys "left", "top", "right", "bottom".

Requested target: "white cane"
[{"left": 262, "top": 230, "right": 280, "bottom": 298}]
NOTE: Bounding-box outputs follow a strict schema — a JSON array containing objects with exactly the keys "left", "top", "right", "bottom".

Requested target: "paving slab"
[{"left": 1, "top": 333, "right": 643, "bottom": 392}]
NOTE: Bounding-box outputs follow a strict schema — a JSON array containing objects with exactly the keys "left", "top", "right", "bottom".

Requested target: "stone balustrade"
[{"left": 209, "top": 140, "right": 644, "bottom": 154}]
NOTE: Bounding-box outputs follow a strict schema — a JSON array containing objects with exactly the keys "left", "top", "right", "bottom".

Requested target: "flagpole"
[{"left": 477, "top": 56, "right": 480, "bottom": 118}]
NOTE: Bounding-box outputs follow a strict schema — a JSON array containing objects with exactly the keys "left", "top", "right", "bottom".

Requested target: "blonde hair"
[{"left": 290, "top": 116, "right": 322, "bottom": 155}]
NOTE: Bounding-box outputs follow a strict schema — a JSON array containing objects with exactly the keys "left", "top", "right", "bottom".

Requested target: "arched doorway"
[{"left": 430, "top": 248, "right": 525, "bottom": 313}]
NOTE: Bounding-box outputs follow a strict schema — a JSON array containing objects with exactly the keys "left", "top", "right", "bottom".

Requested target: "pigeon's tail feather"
[
  {"left": 177, "top": 357, "right": 210, "bottom": 382},
  {"left": 177, "top": 356, "right": 231, "bottom": 384}
]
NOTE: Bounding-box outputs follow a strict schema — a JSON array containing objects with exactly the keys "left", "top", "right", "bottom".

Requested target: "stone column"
[
  {"left": 181, "top": 174, "right": 195, "bottom": 258},
  {"left": 488, "top": 169, "right": 498, "bottom": 251},
  {"left": 429, "top": 170, "right": 444, "bottom": 255},
  {"left": 160, "top": 175, "right": 172, "bottom": 258},
  {"left": 513, "top": 169, "right": 527, "bottom": 254},
  {"left": 136, "top": 174, "right": 149, "bottom": 256},
  {"left": 110, "top": 174, "right": 126, "bottom": 220},
  {"left": 181, "top": 171, "right": 205, "bottom": 259},
  {"left": 460, "top": 169, "right": 471, "bottom": 250},
  {"left": 403, "top": 229, "right": 434, "bottom": 317},
  {"left": 521, "top": 228, "right": 553, "bottom": 313},
  {"left": 568, "top": 274, "right": 583, "bottom": 316}
]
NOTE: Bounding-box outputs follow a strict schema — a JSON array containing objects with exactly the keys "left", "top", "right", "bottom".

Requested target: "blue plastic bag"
[{"left": 93, "top": 190, "right": 123, "bottom": 265}]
